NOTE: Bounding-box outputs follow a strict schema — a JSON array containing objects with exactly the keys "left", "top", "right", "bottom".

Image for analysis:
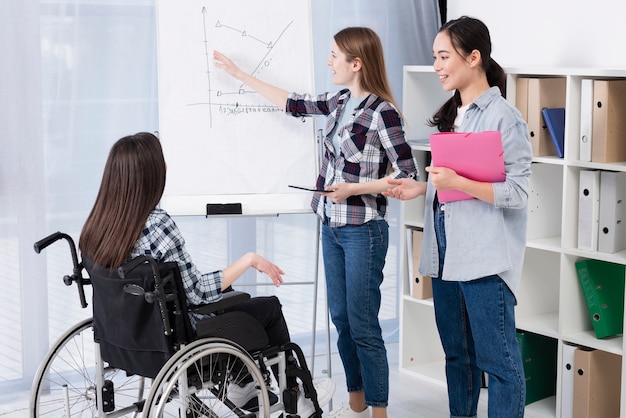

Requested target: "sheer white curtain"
[
  {"left": 0, "top": 0, "right": 439, "bottom": 400},
  {"left": 0, "top": 0, "right": 159, "bottom": 398},
  {"left": 1, "top": 0, "right": 48, "bottom": 395}
]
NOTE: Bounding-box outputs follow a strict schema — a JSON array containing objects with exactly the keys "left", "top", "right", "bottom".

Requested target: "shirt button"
[{"left": 441, "top": 204, "right": 445, "bottom": 211}]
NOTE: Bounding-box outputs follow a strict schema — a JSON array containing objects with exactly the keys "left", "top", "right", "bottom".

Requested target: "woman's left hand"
[
  {"left": 426, "top": 166, "right": 460, "bottom": 191},
  {"left": 323, "top": 182, "right": 355, "bottom": 203},
  {"left": 252, "top": 254, "right": 285, "bottom": 287}
]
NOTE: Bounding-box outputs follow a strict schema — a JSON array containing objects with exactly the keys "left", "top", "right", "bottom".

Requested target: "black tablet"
[{"left": 288, "top": 185, "right": 329, "bottom": 192}]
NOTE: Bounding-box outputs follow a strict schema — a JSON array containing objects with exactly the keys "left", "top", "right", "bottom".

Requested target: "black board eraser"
[{"left": 206, "top": 203, "right": 243, "bottom": 216}]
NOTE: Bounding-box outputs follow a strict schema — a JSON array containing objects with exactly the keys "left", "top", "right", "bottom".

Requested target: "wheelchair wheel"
[
  {"left": 142, "top": 338, "right": 271, "bottom": 418},
  {"left": 30, "top": 318, "right": 148, "bottom": 417}
]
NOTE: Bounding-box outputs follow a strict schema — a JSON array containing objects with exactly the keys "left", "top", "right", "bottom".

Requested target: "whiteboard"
[{"left": 156, "top": 0, "right": 318, "bottom": 216}]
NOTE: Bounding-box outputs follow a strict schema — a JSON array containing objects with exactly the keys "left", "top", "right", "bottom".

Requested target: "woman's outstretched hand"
[
  {"left": 213, "top": 50, "right": 243, "bottom": 80},
  {"left": 383, "top": 178, "right": 427, "bottom": 200}
]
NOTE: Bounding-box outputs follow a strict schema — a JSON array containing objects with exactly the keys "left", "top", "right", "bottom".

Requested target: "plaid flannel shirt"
[{"left": 286, "top": 89, "right": 417, "bottom": 227}]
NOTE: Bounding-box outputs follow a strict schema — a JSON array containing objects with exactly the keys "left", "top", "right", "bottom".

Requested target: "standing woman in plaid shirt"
[{"left": 215, "top": 27, "right": 417, "bottom": 418}]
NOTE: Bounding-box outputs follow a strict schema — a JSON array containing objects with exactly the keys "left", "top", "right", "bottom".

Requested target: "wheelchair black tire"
[
  {"left": 141, "top": 338, "right": 271, "bottom": 417},
  {"left": 30, "top": 318, "right": 148, "bottom": 417}
]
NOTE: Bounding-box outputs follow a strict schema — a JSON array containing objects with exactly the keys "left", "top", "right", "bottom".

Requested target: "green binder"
[
  {"left": 575, "top": 259, "right": 625, "bottom": 339},
  {"left": 516, "top": 330, "right": 557, "bottom": 405}
]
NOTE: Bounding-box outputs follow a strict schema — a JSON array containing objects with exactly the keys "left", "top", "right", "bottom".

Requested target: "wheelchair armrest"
[{"left": 189, "top": 290, "right": 251, "bottom": 315}]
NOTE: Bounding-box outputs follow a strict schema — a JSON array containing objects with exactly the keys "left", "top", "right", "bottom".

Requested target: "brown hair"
[
  {"left": 79, "top": 132, "right": 166, "bottom": 268},
  {"left": 334, "top": 27, "right": 400, "bottom": 113}
]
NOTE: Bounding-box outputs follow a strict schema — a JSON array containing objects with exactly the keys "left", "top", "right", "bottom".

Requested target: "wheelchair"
[{"left": 30, "top": 231, "right": 330, "bottom": 417}]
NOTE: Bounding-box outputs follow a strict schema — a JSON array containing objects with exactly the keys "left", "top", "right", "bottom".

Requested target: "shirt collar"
[
  {"left": 339, "top": 89, "right": 375, "bottom": 111},
  {"left": 471, "top": 86, "right": 502, "bottom": 110}
]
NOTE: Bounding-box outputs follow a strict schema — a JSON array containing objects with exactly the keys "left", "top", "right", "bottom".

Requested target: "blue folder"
[{"left": 542, "top": 107, "right": 566, "bottom": 158}]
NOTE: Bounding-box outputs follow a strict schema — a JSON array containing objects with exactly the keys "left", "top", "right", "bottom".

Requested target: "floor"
[
  {"left": 0, "top": 341, "right": 487, "bottom": 418},
  {"left": 0, "top": 338, "right": 559, "bottom": 417},
  {"left": 326, "top": 342, "right": 490, "bottom": 418}
]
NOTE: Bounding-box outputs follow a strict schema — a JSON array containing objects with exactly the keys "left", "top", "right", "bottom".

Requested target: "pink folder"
[{"left": 429, "top": 131, "right": 505, "bottom": 202}]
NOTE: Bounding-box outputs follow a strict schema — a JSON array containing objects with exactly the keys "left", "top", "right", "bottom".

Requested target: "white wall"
[{"left": 447, "top": 0, "right": 626, "bottom": 69}]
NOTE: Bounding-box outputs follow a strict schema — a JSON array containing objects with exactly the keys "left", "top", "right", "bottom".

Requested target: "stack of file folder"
[
  {"left": 577, "top": 170, "right": 626, "bottom": 253},
  {"left": 579, "top": 79, "right": 626, "bottom": 163},
  {"left": 516, "top": 330, "right": 557, "bottom": 405},
  {"left": 515, "top": 77, "right": 566, "bottom": 157},
  {"left": 571, "top": 347, "right": 622, "bottom": 418},
  {"left": 561, "top": 344, "right": 623, "bottom": 417},
  {"left": 575, "top": 258, "right": 625, "bottom": 339}
]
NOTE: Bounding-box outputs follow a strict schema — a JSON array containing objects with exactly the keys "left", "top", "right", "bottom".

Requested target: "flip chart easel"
[
  {"left": 156, "top": 0, "right": 318, "bottom": 216},
  {"left": 155, "top": 0, "right": 331, "bottom": 383}
]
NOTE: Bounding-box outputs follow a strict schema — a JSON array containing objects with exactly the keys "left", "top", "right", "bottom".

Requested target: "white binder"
[
  {"left": 577, "top": 169, "right": 600, "bottom": 251},
  {"left": 598, "top": 170, "right": 626, "bottom": 253},
  {"left": 579, "top": 79, "right": 593, "bottom": 162},
  {"left": 406, "top": 228, "right": 414, "bottom": 294},
  {"left": 560, "top": 343, "right": 577, "bottom": 418}
]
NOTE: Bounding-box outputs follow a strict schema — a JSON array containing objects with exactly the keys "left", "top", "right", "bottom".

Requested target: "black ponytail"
[
  {"left": 428, "top": 91, "right": 461, "bottom": 132},
  {"left": 486, "top": 57, "right": 506, "bottom": 97}
]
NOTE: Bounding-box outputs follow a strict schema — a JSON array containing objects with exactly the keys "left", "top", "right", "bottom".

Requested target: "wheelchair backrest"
[{"left": 84, "top": 256, "right": 193, "bottom": 379}]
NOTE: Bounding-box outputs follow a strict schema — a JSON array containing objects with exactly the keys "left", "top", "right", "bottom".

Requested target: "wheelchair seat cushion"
[{"left": 195, "top": 311, "right": 269, "bottom": 352}]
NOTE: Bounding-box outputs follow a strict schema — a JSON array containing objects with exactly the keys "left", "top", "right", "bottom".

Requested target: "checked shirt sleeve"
[{"left": 377, "top": 106, "right": 418, "bottom": 180}]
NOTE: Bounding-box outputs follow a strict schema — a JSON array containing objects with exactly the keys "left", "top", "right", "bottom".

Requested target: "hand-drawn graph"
[
  {"left": 195, "top": 8, "right": 297, "bottom": 128},
  {"left": 156, "top": 0, "right": 317, "bottom": 215}
]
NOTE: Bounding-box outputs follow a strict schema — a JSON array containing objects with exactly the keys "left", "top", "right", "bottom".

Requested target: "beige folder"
[
  {"left": 572, "top": 347, "right": 622, "bottom": 418},
  {"left": 515, "top": 77, "right": 566, "bottom": 157},
  {"left": 410, "top": 229, "right": 432, "bottom": 299},
  {"left": 591, "top": 79, "right": 626, "bottom": 163}
]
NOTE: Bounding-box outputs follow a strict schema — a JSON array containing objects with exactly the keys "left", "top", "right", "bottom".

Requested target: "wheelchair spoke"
[
  {"left": 143, "top": 341, "right": 270, "bottom": 418},
  {"left": 30, "top": 319, "right": 147, "bottom": 417}
]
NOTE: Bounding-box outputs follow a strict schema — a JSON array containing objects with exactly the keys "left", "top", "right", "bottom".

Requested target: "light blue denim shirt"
[{"left": 419, "top": 86, "right": 533, "bottom": 296}]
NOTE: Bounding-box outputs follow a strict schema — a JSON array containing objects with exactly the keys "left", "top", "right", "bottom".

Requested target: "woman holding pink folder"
[{"left": 385, "top": 16, "right": 532, "bottom": 418}]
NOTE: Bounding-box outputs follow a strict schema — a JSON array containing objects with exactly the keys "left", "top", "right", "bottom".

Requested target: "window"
[{"left": 0, "top": 0, "right": 439, "bottom": 400}]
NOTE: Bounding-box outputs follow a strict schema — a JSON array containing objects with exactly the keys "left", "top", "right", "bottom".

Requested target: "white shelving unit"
[{"left": 398, "top": 65, "right": 626, "bottom": 418}]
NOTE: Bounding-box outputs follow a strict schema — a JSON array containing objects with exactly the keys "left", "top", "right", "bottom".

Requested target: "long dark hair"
[
  {"left": 428, "top": 16, "right": 506, "bottom": 132},
  {"left": 334, "top": 27, "right": 400, "bottom": 113},
  {"left": 79, "top": 132, "right": 166, "bottom": 268}
]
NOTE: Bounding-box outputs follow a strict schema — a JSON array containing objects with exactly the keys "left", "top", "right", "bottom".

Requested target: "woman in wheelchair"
[{"left": 78, "top": 131, "right": 335, "bottom": 416}]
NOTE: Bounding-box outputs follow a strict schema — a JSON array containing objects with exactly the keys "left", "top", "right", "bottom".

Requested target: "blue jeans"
[
  {"left": 433, "top": 202, "right": 525, "bottom": 418},
  {"left": 321, "top": 219, "right": 389, "bottom": 408}
]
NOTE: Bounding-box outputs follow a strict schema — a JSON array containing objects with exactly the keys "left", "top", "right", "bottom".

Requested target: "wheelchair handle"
[
  {"left": 34, "top": 231, "right": 67, "bottom": 253},
  {"left": 33, "top": 231, "right": 89, "bottom": 309}
]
